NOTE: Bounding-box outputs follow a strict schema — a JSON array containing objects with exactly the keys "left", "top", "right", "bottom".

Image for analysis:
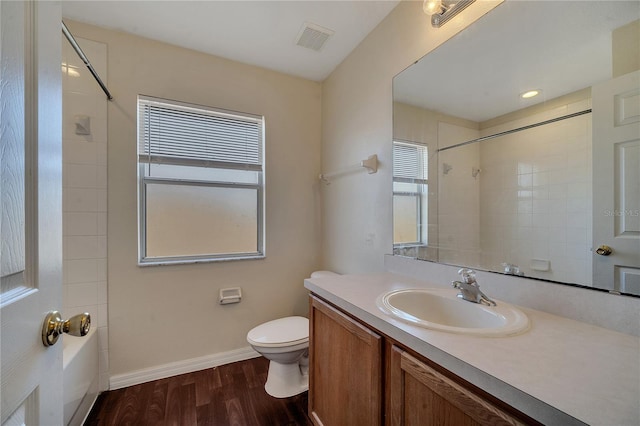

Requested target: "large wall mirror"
[{"left": 392, "top": 1, "right": 640, "bottom": 296}]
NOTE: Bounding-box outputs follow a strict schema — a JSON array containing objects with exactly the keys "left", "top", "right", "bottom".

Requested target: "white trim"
[{"left": 109, "top": 346, "right": 260, "bottom": 390}]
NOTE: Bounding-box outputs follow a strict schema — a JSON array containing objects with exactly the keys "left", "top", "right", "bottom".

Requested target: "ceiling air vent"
[{"left": 295, "top": 22, "right": 334, "bottom": 52}]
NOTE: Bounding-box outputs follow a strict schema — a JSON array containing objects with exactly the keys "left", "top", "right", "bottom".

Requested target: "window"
[
  {"left": 393, "top": 140, "right": 428, "bottom": 246},
  {"left": 138, "top": 96, "right": 264, "bottom": 265}
]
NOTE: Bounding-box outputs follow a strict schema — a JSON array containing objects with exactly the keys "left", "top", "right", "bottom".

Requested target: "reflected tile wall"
[
  {"left": 437, "top": 122, "right": 481, "bottom": 268},
  {"left": 62, "top": 36, "right": 109, "bottom": 391},
  {"left": 479, "top": 100, "right": 593, "bottom": 285}
]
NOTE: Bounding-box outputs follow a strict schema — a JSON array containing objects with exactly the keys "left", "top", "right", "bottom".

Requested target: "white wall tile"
[
  {"left": 97, "top": 258, "right": 107, "bottom": 281},
  {"left": 98, "top": 326, "right": 109, "bottom": 350},
  {"left": 480, "top": 104, "right": 592, "bottom": 285},
  {"left": 64, "top": 188, "right": 98, "bottom": 212},
  {"left": 90, "top": 117, "right": 108, "bottom": 143},
  {"left": 98, "top": 281, "right": 108, "bottom": 304},
  {"left": 67, "top": 282, "right": 98, "bottom": 308},
  {"left": 64, "top": 212, "right": 98, "bottom": 236},
  {"left": 97, "top": 303, "right": 108, "bottom": 328},
  {"left": 65, "top": 236, "right": 101, "bottom": 260},
  {"left": 63, "top": 139, "right": 97, "bottom": 164},
  {"left": 64, "top": 163, "right": 97, "bottom": 188},
  {"left": 63, "top": 35, "right": 110, "bottom": 390},
  {"left": 96, "top": 142, "right": 107, "bottom": 166},
  {"left": 96, "top": 165, "right": 107, "bottom": 189},
  {"left": 97, "top": 189, "right": 107, "bottom": 212},
  {"left": 97, "top": 236, "right": 107, "bottom": 258},
  {"left": 99, "top": 349, "right": 110, "bottom": 374},
  {"left": 97, "top": 212, "right": 107, "bottom": 236},
  {"left": 99, "top": 373, "right": 110, "bottom": 393},
  {"left": 65, "top": 259, "right": 98, "bottom": 284}
]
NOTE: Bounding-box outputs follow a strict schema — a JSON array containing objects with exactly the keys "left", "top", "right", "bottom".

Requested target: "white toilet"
[
  {"left": 247, "top": 316, "right": 310, "bottom": 398},
  {"left": 247, "top": 271, "right": 338, "bottom": 398}
]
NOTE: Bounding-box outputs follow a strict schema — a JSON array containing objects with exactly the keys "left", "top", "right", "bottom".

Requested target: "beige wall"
[
  {"left": 613, "top": 19, "right": 640, "bottom": 77},
  {"left": 321, "top": 0, "right": 502, "bottom": 273},
  {"left": 65, "top": 21, "right": 322, "bottom": 377}
]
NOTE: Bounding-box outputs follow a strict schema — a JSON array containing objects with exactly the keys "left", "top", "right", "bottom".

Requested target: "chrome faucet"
[
  {"left": 451, "top": 268, "right": 496, "bottom": 306},
  {"left": 501, "top": 263, "right": 523, "bottom": 276}
]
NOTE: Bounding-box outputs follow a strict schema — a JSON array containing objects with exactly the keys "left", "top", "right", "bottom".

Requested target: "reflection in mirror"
[
  {"left": 393, "top": 140, "right": 429, "bottom": 246},
  {"left": 392, "top": 1, "right": 640, "bottom": 296}
]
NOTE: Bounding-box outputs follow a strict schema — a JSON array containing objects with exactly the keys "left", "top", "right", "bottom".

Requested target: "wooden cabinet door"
[
  {"left": 387, "top": 345, "right": 529, "bottom": 426},
  {"left": 309, "top": 296, "right": 382, "bottom": 426}
]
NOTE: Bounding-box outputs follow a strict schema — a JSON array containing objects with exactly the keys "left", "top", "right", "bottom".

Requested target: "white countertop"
[{"left": 304, "top": 272, "right": 640, "bottom": 426}]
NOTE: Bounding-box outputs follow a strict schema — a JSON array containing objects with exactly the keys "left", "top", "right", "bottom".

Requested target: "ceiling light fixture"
[
  {"left": 423, "top": 0, "right": 445, "bottom": 16},
  {"left": 423, "top": 0, "right": 476, "bottom": 28},
  {"left": 520, "top": 90, "right": 541, "bottom": 99}
]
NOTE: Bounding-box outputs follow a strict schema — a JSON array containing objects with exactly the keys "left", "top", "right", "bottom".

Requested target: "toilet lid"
[{"left": 247, "top": 316, "right": 309, "bottom": 348}]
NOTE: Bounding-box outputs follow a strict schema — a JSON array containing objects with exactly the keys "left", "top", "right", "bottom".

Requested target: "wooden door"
[
  {"left": 386, "top": 345, "right": 528, "bottom": 426},
  {"left": 1, "top": 1, "right": 63, "bottom": 424},
  {"left": 308, "top": 296, "right": 382, "bottom": 426},
  {"left": 592, "top": 70, "right": 640, "bottom": 293}
]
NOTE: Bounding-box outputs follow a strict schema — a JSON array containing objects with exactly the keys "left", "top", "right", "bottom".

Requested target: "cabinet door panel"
[
  {"left": 388, "top": 345, "right": 527, "bottom": 426},
  {"left": 309, "top": 296, "right": 382, "bottom": 426}
]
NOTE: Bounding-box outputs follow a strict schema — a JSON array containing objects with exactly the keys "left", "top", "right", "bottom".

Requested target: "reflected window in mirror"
[{"left": 393, "top": 140, "right": 428, "bottom": 251}]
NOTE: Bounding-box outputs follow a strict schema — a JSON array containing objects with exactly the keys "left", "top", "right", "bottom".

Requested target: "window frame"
[
  {"left": 137, "top": 95, "right": 265, "bottom": 266},
  {"left": 392, "top": 139, "right": 428, "bottom": 247}
]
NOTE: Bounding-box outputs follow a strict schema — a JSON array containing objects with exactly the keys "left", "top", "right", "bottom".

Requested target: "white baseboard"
[{"left": 109, "top": 346, "right": 260, "bottom": 390}]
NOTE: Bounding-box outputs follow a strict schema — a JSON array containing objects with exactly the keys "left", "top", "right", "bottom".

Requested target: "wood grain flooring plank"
[
  {"left": 180, "top": 382, "right": 197, "bottom": 425},
  {"left": 242, "top": 358, "right": 264, "bottom": 389},
  {"left": 83, "top": 357, "right": 312, "bottom": 426},
  {"left": 164, "top": 378, "right": 184, "bottom": 426},
  {"left": 194, "top": 368, "right": 212, "bottom": 407},
  {"left": 99, "top": 388, "right": 127, "bottom": 426},
  {"left": 244, "top": 372, "right": 289, "bottom": 425},
  {"left": 287, "top": 393, "right": 313, "bottom": 426},
  {"left": 195, "top": 404, "right": 213, "bottom": 426},
  {"left": 205, "top": 388, "right": 230, "bottom": 425},
  {"left": 125, "top": 380, "right": 155, "bottom": 425},
  {"left": 209, "top": 366, "right": 223, "bottom": 390},
  {"left": 225, "top": 397, "right": 249, "bottom": 426},
  {"left": 145, "top": 380, "right": 169, "bottom": 425},
  {"left": 113, "top": 384, "right": 147, "bottom": 425}
]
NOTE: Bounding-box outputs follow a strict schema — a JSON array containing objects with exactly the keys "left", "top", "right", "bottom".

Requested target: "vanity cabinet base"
[{"left": 309, "top": 294, "right": 541, "bottom": 426}]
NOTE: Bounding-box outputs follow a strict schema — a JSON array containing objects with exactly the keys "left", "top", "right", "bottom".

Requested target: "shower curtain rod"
[
  {"left": 62, "top": 21, "right": 113, "bottom": 101},
  {"left": 437, "top": 109, "right": 591, "bottom": 152}
]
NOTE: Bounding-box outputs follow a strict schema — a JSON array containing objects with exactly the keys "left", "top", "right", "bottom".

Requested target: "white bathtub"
[{"left": 63, "top": 328, "right": 98, "bottom": 426}]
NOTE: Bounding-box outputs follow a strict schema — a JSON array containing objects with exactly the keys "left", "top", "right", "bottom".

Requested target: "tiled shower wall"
[
  {"left": 479, "top": 99, "right": 593, "bottom": 285},
  {"left": 62, "top": 36, "right": 109, "bottom": 391}
]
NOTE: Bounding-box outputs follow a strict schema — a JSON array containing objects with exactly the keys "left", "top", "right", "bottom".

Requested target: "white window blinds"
[
  {"left": 393, "top": 141, "right": 428, "bottom": 183},
  {"left": 138, "top": 96, "right": 263, "bottom": 171}
]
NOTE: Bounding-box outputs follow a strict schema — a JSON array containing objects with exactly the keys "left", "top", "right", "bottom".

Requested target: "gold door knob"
[
  {"left": 41, "top": 311, "right": 91, "bottom": 347},
  {"left": 595, "top": 245, "right": 613, "bottom": 256}
]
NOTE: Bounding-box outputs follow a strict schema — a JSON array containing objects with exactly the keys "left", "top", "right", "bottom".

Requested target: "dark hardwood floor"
[{"left": 84, "top": 357, "right": 312, "bottom": 426}]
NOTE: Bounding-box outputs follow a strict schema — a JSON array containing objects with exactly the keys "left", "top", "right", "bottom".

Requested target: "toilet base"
[{"left": 264, "top": 360, "right": 309, "bottom": 398}]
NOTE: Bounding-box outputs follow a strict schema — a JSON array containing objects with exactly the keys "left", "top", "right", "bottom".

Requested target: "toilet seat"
[{"left": 247, "top": 316, "right": 309, "bottom": 348}]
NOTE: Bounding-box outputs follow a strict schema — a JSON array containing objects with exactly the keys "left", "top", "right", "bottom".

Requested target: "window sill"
[{"left": 138, "top": 253, "right": 265, "bottom": 267}]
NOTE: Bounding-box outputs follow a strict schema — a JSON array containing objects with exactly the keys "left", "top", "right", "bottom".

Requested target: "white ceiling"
[
  {"left": 62, "top": 0, "right": 400, "bottom": 82},
  {"left": 393, "top": 1, "right": 640, "bottom": 123}
]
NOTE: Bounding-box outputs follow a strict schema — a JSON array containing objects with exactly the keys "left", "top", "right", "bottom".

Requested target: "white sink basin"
[{"left": 377, "top": 288, "right": 529, "bottom": 337}]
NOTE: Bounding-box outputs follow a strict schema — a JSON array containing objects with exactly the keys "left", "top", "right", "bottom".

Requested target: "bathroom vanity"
[{"left": 305, "top": 273, "right": 640, "bottom": 426}]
